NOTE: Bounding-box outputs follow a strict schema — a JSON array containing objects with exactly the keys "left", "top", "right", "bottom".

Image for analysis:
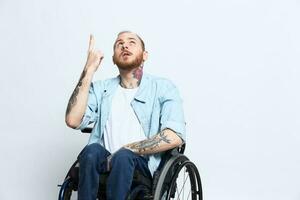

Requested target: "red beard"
[{"left": 113, "top": 51, "right": 144, "bottom": 70}]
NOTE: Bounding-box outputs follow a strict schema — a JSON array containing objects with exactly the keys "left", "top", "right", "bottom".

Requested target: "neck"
[{"left": 119, "top": 66, "right": 144, "bottom": 89}]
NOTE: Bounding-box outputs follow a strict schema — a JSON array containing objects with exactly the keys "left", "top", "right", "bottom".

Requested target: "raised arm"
[{"left": 65, "top": 35, "right": 104, "bottom": 128}]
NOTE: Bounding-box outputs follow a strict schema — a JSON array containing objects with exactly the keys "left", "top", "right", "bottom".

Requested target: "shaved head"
[{"left": 113, "top": 31, "right": 145, "bottom": 51}]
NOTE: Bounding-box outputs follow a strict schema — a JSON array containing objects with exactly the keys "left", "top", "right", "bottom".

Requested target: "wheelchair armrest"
[
  {"left": 81, "top": 127, "right": 93, "bottom": 133},
  {"left": 168, "top": 143, "right": 186, "bottom": 156},
  {"left": 80, "top": 123, "right": 95, "bottom": 133},
  {"left": 176, "top": 143, "right": 185, "bottom": 154}
]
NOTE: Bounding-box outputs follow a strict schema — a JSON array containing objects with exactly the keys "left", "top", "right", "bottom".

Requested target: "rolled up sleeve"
[{"left": 160, "top": 83, "right": 186, "bottom": 142}]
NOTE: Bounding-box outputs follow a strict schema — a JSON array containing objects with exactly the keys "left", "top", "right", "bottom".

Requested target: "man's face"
[{"left": 113, "top": 32, "right": 147, "bottom": 70}]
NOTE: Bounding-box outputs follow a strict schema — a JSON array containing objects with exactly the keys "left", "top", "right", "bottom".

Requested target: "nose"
[{"left": 121, "top": 42, "right": 129, "bottom": 50}]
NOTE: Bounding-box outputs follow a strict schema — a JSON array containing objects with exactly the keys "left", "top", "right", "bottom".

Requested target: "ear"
[
  {"left": 143, "top": 51, "right": 148, "bottom": 62},
  {"left": 112, "top": 55, "right": 115, "bottom": 64}
]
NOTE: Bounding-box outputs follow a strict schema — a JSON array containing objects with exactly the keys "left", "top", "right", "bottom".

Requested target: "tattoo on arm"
[
  {"left": 66, "top": 70, "right": 87, "bottom": 116},
  {"left": 126, "top": 130, "right": 171, "bottom": 154}
]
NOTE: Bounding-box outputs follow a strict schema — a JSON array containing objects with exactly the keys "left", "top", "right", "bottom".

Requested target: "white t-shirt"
[{"left": 103, "top": 85, "right": 146, "bottom": 153}]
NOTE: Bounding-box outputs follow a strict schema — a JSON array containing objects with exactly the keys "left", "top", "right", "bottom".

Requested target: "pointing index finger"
[{"left": 88, "top": 34, "right": 95, "bottom": 51}]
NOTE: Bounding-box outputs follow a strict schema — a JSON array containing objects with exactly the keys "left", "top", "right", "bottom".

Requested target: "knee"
[
  {"left": 79, "top": 143, "right": 106, "bottom": 164},
  {"left": 111, "top": 148, "right": 136, "bottom": 166}
]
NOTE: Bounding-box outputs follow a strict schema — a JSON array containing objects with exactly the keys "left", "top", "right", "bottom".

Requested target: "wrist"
[
  {"left": 123, "top": 146, "right": 137, "bottom": 153},
  {"left": 82, "top": 67, "right": 95, "bottom": 77}
]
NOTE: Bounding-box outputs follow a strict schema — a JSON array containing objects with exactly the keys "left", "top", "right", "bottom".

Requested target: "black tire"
[
  {"left": 153, "top": 155, "right": 202, "bottom": 200},
  {"left": 58, "top": 178, "right": 74, "bottom": 200}
]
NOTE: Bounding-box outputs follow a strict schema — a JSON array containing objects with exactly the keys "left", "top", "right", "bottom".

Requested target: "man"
[{"left": 65, "top": 31, "right": 186, "bottom": 200}]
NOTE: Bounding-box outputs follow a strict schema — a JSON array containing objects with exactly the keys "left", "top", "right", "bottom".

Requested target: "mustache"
[{"left": 121, "top": 50, "right": 132, "bottom": 56}]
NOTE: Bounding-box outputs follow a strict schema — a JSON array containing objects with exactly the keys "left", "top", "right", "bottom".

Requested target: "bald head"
[{"left": 113, "top": 31, "right": 145, "bottom": 51}]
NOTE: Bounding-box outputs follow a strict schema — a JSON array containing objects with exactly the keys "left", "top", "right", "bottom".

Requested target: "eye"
[
  {"left": 116, "top": 42, "right": 123, "bottom": 48},
  {"left": 129, "top": 40, "right": 136, "bottom": 45}
]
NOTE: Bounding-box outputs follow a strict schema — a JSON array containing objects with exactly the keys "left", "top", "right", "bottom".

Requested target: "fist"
[{"left": 85, "top": 34, "right": 104, "bottom": 72}]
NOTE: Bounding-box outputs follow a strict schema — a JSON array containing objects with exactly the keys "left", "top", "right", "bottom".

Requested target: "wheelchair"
[{"left": 58, "top": 128, "right": 203, "bottom": 200}]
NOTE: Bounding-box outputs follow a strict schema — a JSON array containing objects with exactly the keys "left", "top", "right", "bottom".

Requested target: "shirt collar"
[
  {"left": 133, "top": 73, "right": 149, "bottom": 103},
  {"left": 103, "top": 73, "right": 150, "bottom": 103}
]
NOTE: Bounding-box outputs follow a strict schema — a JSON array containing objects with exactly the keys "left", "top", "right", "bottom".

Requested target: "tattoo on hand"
[
  {"left": 126, "top": 130, "right": 171, "bottom": 154},
  {"left": 66, "top": 70, "right": 87, "bottom": 115}
]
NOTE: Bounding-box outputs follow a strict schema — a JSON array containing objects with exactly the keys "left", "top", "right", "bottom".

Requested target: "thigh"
[
  {"left": 111, "top": 148, "right": 152, "bottom": 179},
  {"left": 78, "top": 143, "right": 111, "bottom": 173}
]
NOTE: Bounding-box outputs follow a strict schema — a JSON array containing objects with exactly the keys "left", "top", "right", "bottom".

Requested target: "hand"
[
  {"left": 123, "top": 145, "right": 138, "bottom": 154},
  {"left": 84, "top": 34, "right": 104, "bottom": 73}
]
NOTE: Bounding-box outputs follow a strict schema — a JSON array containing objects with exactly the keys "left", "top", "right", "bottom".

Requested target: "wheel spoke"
[
  {"left": 187, "top": 189, "right": 191, "bottom": 199},
  {"left": 153, "top": 156, "right": 202, "bottom": 200},
  {"left": 176, "top": 184, "right": 180, "bottom": 200},
  {"left": 177, "top": 171, "right": 189, "bottom": 197}
]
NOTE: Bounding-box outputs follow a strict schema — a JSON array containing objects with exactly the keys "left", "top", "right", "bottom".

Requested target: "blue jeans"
[{"left": 77, "top": 143, "right": 152, "bottom": 200}]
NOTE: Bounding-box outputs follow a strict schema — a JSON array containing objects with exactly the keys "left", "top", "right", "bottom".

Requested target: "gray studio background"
[{"left": 0, "top": 0, "right": 299, "bottom": 199}]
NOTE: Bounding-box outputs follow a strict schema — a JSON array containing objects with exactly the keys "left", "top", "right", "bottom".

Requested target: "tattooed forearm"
[
  {"left": 66, "top": 70, "right": 87, "bottom": 116},
  {"left": 158, "top": 131, "right": 172, "bottom": 143},
  {"left": 125, "top": 130, "right": 172, "bottom": 154}
]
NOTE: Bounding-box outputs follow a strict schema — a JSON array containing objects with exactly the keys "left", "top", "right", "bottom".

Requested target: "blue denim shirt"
[{"left": 76, "top": 73, "right": 186, "bottom": 176}]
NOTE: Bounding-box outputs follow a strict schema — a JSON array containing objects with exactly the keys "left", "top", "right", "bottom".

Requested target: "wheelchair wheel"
[
  {"left": 153, "top": 154, "right": 202, "bottom": 200},
  {"left": 58, "top": 177, "right": 78, "bottom": 200}
]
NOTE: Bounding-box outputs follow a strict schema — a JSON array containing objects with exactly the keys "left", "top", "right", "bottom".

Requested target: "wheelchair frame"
[{"left": 58, "top": 128, "right": 203, "bottom": 200}]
